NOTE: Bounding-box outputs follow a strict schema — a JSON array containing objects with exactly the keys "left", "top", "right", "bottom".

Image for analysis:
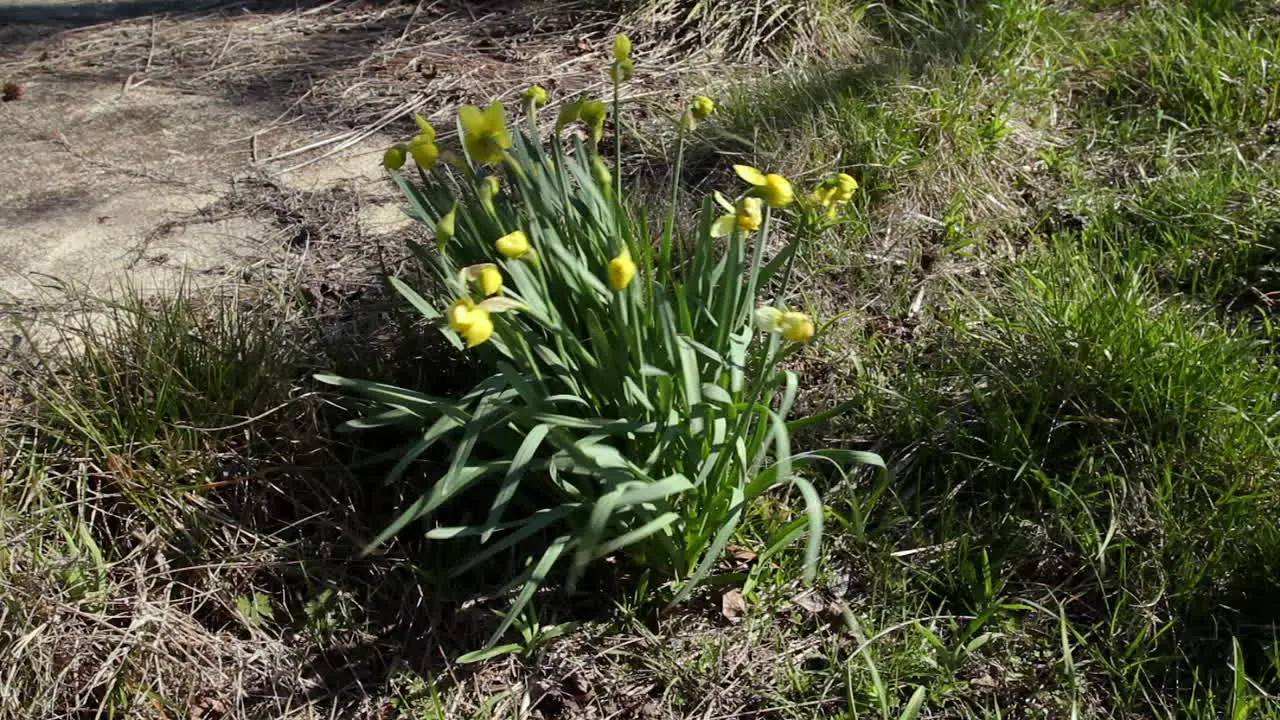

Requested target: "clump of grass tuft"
[
  {"left": 1086, "top": 3, "right": 1280, "bottom": 135},
  {"left": 850, "top": 245, "right": 1280, "bottom": 710},
  {"left": 624, "top": 0, "right": 865, "bottom": 62}
]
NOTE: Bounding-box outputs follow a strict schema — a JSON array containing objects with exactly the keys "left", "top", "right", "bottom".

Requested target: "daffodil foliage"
[{"left": 318, "top": 82, "right": 882, "bottom": 649}]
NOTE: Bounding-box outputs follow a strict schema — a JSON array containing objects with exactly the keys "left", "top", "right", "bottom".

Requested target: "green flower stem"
[{"left": 663, "top": 124, "right": 687, "bottom": 280}]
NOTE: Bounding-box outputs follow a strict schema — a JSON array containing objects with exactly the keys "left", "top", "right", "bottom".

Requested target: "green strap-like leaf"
[
  {"left": 314, "top": 374, "right": 470, "bottom": 423},
  {"left": 453, "top": 505, "right": 576, "bottom": 576},
  {"left": 484, "top": 423, "right": 552, "bottom": 540},
  {"left": 488, "top": 534, "right": 571, "bottom": 647},
  {"left": 590, "top": 512, "right": 681, "bottom": 561},
  {"left": 670, "top": 485, "right": 745, "bottom": 606}
]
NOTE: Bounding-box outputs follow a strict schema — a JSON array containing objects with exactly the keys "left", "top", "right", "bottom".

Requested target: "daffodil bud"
[
  {"left": 435, "top": 204, "right": 456, "bottom": 252},
  {"left": 612, "top": 34, "right": 632, "bottom": 63},
  {"left": 496, "top": 230, "right": 531, "bottom": 259},
  {"left": 382, "top": 144, "right": 407, "bottom": 170},
  {"left": 480, "top": 175, "right": 501, "bottom": 215},
  {"left": 608, "top": 249, "right": 637, "bottom": 290},
  {"left": 579, "top": 100, "right": 608, "bottom": 144},
  {"left": 523, "top": 85, "right": 549, "bottom": 109},
  {"left": 591, "top": 154, "right": 612, "bottom": 188}
]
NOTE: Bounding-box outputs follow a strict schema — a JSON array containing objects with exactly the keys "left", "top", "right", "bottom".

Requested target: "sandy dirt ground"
[
  {"left": 0, "top": 1, "right": 410, "bottom": 311},
  {"left": 0, "top": 0, "right": 641, "bottom": 319}
]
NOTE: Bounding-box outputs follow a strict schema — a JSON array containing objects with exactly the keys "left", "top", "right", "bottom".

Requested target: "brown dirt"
[{"left": 0, "top": 0, "right": 685, "bottom": 311}]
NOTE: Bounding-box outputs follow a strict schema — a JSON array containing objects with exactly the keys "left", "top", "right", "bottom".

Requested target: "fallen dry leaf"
[{"left": 721, "top": 589, "right": 746, "bottom": 623}]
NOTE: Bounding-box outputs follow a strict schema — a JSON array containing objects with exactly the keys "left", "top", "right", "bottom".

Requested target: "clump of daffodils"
[{"left": 326, "top": 35, "right": 887, "bottom": 653}]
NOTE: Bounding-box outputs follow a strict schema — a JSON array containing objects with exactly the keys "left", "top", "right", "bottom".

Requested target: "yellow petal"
[
  {"left": 408, "top": 137, "right": 439, "bottom": 169},
  {"left": 448, "top": 298, "right": 476, "bottom": 332},
  {"left": 713, "top": 190, "right": 736, "bottom": 213},
  {"left": 736, "top": 197, "right": 763, "bottom": 232},
  {"left": 710, "top": 215, "right": 736, "bottom": 238},
  {"left": 462, "top": 310, "right": 494, "bottom": 347},
  {"left": 734, "top": 164, "right": 767, "bottom": 186},
  {"left": 413, "top": 114, "right": 436, "bottom": 140},
  {"left": 465, "top": 263, "right": 503, "bottom": 296},
  {"left": 753, "top": 306, "right": 782, "bottom": 332},
  {"left": 459, "top": 105, "right": 484, "bottom": 134},
  {"left": 762, "top": 174, "right": 794, "bottom": 207},
  {"left": 482, "top": 101, "right": 508, "bottom": 134}
]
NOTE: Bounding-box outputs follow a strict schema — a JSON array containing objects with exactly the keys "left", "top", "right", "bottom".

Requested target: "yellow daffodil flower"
[
  {"left": 523, "top": 85, "right": 549, "bottom": 109},
  {"left": 460, "top": 101, "right": 512, "bottom": 165},
  {"left": 463, "top": 263, "right": 503, "bottom": 296},
  {"left": 710, "top": 194, "right": 764, "bottom": 237},
  {"left": 809, "top": 172, "right": 859, "bottom": 218},
  {"left": 754, "top": 306, "right": 816, "bottom": 343},
  {"left": 734, "top": 164, "right": 794, "bottom": 208},
  {"left": 811, "top": 172, "right": 859, "bottom": 206},
  {"left": 780, "top": 311, "right": 815, "bottom": 343},
  {"left": 496, "top": 230, "right": 531, "bottom": 258},
  {"left": 407, "top": 134, "right": 439, "bottom": 169},
  {"left": 608, "top": 248, "right": 637, "bottom": 290},
  {"left": 435, "top": 204, "right": 456, "bottom": 252},
  {"left": 382, "top": 145, "right": 407, "bottom": 170},
  {"left": 690, "top": 95, "right": 715, "bottom": 121},
  {"left": 448, "top": 298, "right": 494, "bottom": 348},
  {"left": 447, "top": 295, "right": 526, "bottom": 348},
  {"left": 402, "top": 115, "right": 440, "bottom": 169}
]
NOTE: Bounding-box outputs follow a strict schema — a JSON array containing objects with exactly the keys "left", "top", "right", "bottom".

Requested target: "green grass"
[{"left": 6, "top": 0, "right": 1280, "bottom": 717}]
